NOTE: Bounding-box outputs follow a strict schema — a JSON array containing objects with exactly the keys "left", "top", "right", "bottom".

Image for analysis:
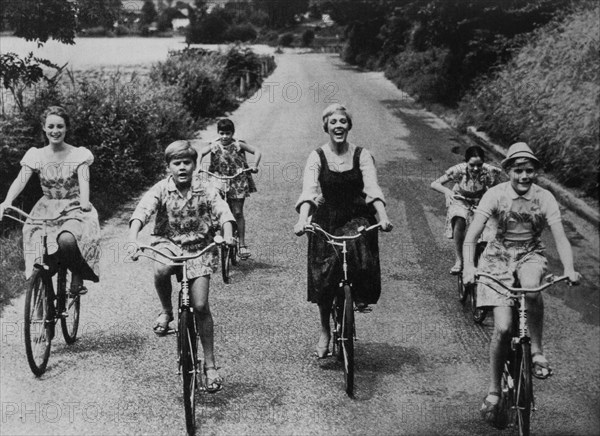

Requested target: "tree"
[
  {"left": 2, "top": 0, "right": 78, "bottom": 45},
  {"left": 141, "top": 0, "right": 158, "bottom": 25},
  {"left": 252, "top": 0, "right": 309, "bottom": 28},
  {"left": 77, "top": 0, "right": 123, "bottom": 30}
]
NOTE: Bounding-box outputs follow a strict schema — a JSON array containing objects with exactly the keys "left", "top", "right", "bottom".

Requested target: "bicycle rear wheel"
[
  {"left": 57, "top": 268, "right": 80, "bottom": 344},
  {"left": 341, "top": 284, "right": 355, "bottom": 397},
  {"left": 221, "top": 246, "right": 231, "bottom": 284},
  {"left": 179, "top": 309, "right": 198, "bottom": 436},
  {"left": 24, "top": 269, "right": 52, "bottom": 376},
  {"left": 470, "top": 285, "right": 487, "bottom": 324},
  {"left": 515, "top": 342, "right": 533, "bottom": 436}
]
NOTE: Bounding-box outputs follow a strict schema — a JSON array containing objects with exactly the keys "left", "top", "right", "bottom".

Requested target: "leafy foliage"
[
  {"left": 2, "top": 0, "right": 78, "bottom": 45},
  {"left": 459, "top": 3, "right": 599, "bottom": 196}
]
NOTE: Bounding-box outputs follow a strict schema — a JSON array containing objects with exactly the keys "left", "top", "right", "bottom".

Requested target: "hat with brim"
[{"left": 501, "top": 142, "right": 541, "bottom": 170}]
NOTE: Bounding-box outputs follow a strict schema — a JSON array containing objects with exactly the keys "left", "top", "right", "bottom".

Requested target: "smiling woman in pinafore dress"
[
  {"left": 294, "top": 104, "right": 393, "bottom": 358},
  {"left": 0, "top": 106, "right": 100, "bottom": 293}
]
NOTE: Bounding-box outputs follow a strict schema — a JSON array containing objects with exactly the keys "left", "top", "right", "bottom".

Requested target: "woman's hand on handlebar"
[
  {"left": 378, "top": 218, "right": 393, "bottom": 232},
  {"left": 0, "top": 202, "right": 7, "bottom": 220},
  {"left": 250, "top": 166, "right": 259, "bottom": 174},
  {"left": 564, "top": 269, "right": 581, "bottom": 285},
  {"left": 294, "top": 219, "right": 309, "bottom": 236},
  {"left": 127, "top": 239, "right": 141, "bottom": 261}
]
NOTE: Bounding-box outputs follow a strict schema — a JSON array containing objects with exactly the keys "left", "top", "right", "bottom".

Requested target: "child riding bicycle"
[
  {"left": 198, "top": 118, "right": 261, "bottom": 260},
  {"left": 128, "top": 140, "right": 235, "bottom": 393},
  {"left": 462, "top": 142, "right": 581, "bottom": 426},
  {"left": 431, "top": 145, "right": 501, "bottom": 275}
]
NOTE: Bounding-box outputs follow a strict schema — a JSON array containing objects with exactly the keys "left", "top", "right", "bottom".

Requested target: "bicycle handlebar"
[
  {"left": 304, "top": 222, "right": 382, "bottom": 241},
  {"left": 476, "top": 272, "right": 570, "bottom": 295},
  {"left": 199, "top": 167, "right": 256, "bottom": 180},
  {"left": 2, "top": 205, "right": 82, "bottom": 225},
  {"left": 136, "top": 235, "right": 225, "bottom": 266}
]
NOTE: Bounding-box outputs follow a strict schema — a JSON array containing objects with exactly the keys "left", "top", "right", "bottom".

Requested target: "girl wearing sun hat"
[{"left": 462, "top": 141, "right": 581, "bottom": 426}]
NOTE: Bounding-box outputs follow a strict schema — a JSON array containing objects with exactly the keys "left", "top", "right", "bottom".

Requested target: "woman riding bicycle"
[
  {"left": 462, "top": 142, "right": 580, "bottom": 426},
  {"left": 0, "top": 106, "right": 100, "bottom": 293},
  {"left": 431, "top": 145, "right": 501, "bottom": 275},
  {"left": 294, "top": 103, "right": 392, "bottom": 359}
]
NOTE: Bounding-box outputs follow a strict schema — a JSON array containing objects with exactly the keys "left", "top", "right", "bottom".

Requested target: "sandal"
[
  {"left": 480, "top": 392, "right": 500, "bottom": 425},
  {"left": 450, "top": 262, "right": 462, "bottom": 275},
  {"left": 153, "top": 312, "right": 173, "bottom": 337},
  {"left": 205, "top": 366, "right": 223, "bottom": 393},
  {"left": 239, "top": 246, "right": 251, "bottom": 259},
  {"left": 532, "top": 352, "right": 554, "bottom": 379},
  {"left": 355, "top": 302, "right": 372, "bottom": 313}
]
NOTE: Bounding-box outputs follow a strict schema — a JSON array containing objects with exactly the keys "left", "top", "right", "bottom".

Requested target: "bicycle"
[
  {"left": 304, "top": 222, "right": 382, "bottom": 398},
  {"left": 2, "top": 205, "right": 82, "bottom": 376},
  {"left": 199, "top": 167, "right": 256, "bottom": 284},
  {"left": 476, "top": 272, "right": 570, "bottom": 436},
  {"left": 452, "top": 194, "right": 488, "bottom": 323},
  {"left": 135, "top": 236, "right": 225, "bottom": 436}
]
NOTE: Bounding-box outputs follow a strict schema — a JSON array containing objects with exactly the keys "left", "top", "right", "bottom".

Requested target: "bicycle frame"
[
  {"left": 136, "top": 236, "right": 224, "bottom": 435},
  {"left": 477, "top": 272, "right": 568, "bottom": 341},
  {"left": 2, "top": 205, "right": 83, "bottom": 376},
  {"left": 136, "top": 236, "right": 224, "bottom": 310},
  {"left": 476, "top": 272, "right": 569, "bottom": 435},
  {"left": 304, "top": 222, "right": 381, "bottom": 397}
]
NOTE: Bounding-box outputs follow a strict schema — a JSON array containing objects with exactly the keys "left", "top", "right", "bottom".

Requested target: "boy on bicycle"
[
  {"left": 462, "top": 142, "right": 580, "bottom": 424},
  {"left": 128, "top": 140, "right": 235, "bottom": 392}
]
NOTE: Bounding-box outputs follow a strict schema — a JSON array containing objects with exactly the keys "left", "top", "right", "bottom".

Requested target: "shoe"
[
  {"left": 239, "top": 246, "right": 251, "bottom": 260},
  {"left": 205, "top": 366, "right": 223, "bottom": 393},
  {"left": 153, "top": 312, "right": 173, "bottom": 337},
  {"left": 355, "top": 302, "right": 372, "bottom": 313},
  {"left": 69, "top": 284, "right": 88, "bottom": 296},
  {"left": 480, "top": 392, "right": 500, "bottom": 425},
  {"left": 450, "top": 261, "right": 462, "bottom": 275},
  {"left": 532, "top": 352, "right": 554, "bottom": 379}
]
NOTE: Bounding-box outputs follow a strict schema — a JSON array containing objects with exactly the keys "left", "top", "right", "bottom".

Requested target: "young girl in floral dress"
[
  {"left": 431, "top": 146, "right": 502, "bottom": 274},
  {"left": 0, "top": 106, "right": 100, "bottom": 293},
  {"left": 198, "top": 118, "right": 261, "bottom": 259}
]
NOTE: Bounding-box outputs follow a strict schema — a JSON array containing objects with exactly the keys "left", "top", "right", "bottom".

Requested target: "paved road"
[{"left": 1, "top": 51, "right": 599, "bottom": 435}]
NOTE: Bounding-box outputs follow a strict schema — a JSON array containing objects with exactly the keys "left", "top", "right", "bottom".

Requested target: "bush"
[
  {"left": 385, "top": 48, "right": 451, "bottom": 103},
  {"left": 224, "top": 24, "right": 257, "bottom": 42},
  {"left": 301, "top": 29, "right": 315, "bottom": 47},
  {"left": 278, "top": 32, "right": 294, "bottom": 47},
  {"left": 150, "top": 49, "right": 237, "bottom": 119},
  {"left": 459, "top": 4, "right": 599, "bottom": 196}
]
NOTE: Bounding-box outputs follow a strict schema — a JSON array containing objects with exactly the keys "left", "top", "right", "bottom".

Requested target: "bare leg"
[
  {"left": 452, "top": 217, "right": 466, "bottom": 270},
  {"left": 229, "top": 198, "right": 246, "bottom": 247},
  {"left": 317, "top": 301, "right": 332, "bottom": 356},
  {"left": 153, "top": 261, "right": 174, "bottom": 316},
  {"left": 488, "top": 306, "right": 513, "bottom": 397},
  {"left": 190, "top": 275, "right": 222, "bottom": 391},
  {"left": 190, "top": 276, "right": 215, "bottom": 367}
]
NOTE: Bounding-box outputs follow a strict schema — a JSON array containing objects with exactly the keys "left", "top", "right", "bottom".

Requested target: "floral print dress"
[
  {"left": 443, "top": 162, "right": 501, "bottom": 238},
  {"left": 20, "top": 147, "right": 100, "bottom": 281},
  {"left": 208, "top": 139, "right": 256, "bottom": 200}
]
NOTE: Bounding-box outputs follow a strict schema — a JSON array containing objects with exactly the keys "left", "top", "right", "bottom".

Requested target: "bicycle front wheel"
[
  {"left": 515, "top": 342, "right": 533, "bottom": 436},
  {"left": 341, "top": 285, "right": 355, "bottom": 397},
  {"left": 24, "top": 269, "right": 52, "bottom": 376},
  {"left": 179, "top": 310, "right": 198, "bottom": 436},
  {"left": 57, "top": 268, "right": 80, "bottom": 344},
  {"left": 221, "top": 246, "right": 231, "bottom": 284}
]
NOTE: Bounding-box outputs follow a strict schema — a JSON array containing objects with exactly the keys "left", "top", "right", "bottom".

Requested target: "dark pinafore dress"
[{"left": 307, "top": 147, "right": 381, "bottom": 305}]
